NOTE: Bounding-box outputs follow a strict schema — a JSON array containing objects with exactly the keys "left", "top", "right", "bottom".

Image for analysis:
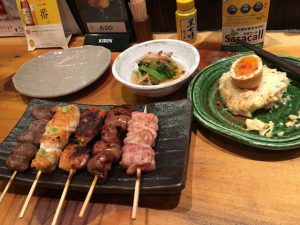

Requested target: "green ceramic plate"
[{"left": 188, "top": 54, "right": 300, "bottom": 150}]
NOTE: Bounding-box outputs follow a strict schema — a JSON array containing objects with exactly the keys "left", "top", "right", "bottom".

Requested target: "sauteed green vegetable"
[{"left": 132, "top": 51, "right": 185, "bottom": 85}]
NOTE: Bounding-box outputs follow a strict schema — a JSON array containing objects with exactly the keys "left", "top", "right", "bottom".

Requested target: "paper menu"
[
  {"left": 0, "top": 0, "right": 24, "bottom": 36},
  {"left": 16, "top": 0, "right": 71, "bottom": 51}
]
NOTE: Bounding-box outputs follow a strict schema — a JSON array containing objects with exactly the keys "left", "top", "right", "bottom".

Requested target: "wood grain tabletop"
[{"left": 0, "top": 31, "right": 300, "bottom": 225}]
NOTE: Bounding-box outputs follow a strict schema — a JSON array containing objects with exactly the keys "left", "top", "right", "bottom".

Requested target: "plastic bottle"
[{"left": 175, "top": 0, "right": 197, "bottom": 43}]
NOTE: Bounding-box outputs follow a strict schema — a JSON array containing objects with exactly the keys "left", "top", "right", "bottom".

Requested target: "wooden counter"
[{"left": 0, "top": 31, "right": 300, "bottom": 225}]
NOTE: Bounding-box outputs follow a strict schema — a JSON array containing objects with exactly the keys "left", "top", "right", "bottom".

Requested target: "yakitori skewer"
[
  {"left": 51, "top": 143, "right": 90, "bottom": 224},
  {"left": 78, "top": 174, "right": 98, "bottom": 217},
  {"left": 132, "top": 167, "right": 141, "bottom": 219},
  {"left": 1, "top": 105, "right": 52, "bottom": 204},
  {"left": 52, "top": 108, "right": 105, "bottom": 222},
  {"left": 79, "top": 106, "right": 132, "bottom": 217},
  {"left": 0, "top": 170, "right": 17, "bottom": 203},
  {"left": 19, "top": 105, "right": 80, "bottom": 218},
  {"left": 51, "top": 168, "right": 75, "bottom": 225},
  {"left": 19, "top": 170, "right": 42, "bottom": 217},
  {"left": 131, "top": 106, "right": 147, "bottom": 219},
  {"left": 120, "top": 105, "right": 158, "bottom": 219}
]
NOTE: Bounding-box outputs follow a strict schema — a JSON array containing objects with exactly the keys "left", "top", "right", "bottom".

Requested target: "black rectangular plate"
[{"left": 0, "top": 99, "right": 192, "bottom": 194}]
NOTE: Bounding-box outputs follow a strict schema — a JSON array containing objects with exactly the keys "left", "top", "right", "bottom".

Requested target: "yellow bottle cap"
[{"left": 176, "top": 0, "right": 195, "bottom": 11}]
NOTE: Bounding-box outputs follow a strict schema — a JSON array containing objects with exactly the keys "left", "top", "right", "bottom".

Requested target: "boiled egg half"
[{"left": 230, "top": 55, "right": 263, "bottom": 89}]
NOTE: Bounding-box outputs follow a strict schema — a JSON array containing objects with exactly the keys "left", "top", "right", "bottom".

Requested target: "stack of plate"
[{"left": 188, "top": 54, "right": 300, "bottom": 150}]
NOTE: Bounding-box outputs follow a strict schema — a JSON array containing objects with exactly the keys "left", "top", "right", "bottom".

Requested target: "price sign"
[{"left": 87, "top": 22, "right": 126, "bottom": 33}]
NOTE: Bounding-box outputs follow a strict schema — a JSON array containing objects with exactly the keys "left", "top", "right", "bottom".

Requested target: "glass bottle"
[{"left": 20, "top": 0, "right": 35, "bottom": 26}]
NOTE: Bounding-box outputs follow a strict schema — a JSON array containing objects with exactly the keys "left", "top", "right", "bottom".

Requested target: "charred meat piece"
[
  {"left": 100, "top": 107, "right": 132, "bottom": 143},
  {"left": 105, "top": 114, "right": 132, "bottom": 132},
  {"left": 6, "top": 154, "right": 30, "bottom": 172},
  {"left": 59, "top": 143, "right": 90, "bottom": 172},
  {"left": 10, "top": 143, "right": 37, "bottom": 159},
  {"left": 87, "top": 106, "right": 132, "bottom": 178},
  {"left": 7, "top": 119, "right": 48, "bottom": 172},
  {"left": 17, "top": 119, "right": 48, "bottom": 146},
  {"left": 75, "top": 108, "right": 106, "bottom": 146},
  {"left": 27, "top": 119, "right": 49, "bottom": 133},
  {"left": 120, "top": 143, "right": 155, "bottom": 175},
  {"left": 101, "top": 124, "right": 120, "bottom": 144},
  {"left": 18, "top": 130, "right": 36, "bottom": 145},
  {"left": 87, "top": 152, "right": 114, "bottom": 180},
  {"left": 93, "top": 141, "right": 122, "bottom": 161},
  {"left": 105, "top": 106, "right": 132, "bottom": 131},
  {"left": 30, "top": 105, "right": 53, "bottom": 120},
  {"left": 31, "top": 148, "right": 62, "bottom": 173},
  {"left": 108, "top": 106, "right": 132, "bottom": 117}
]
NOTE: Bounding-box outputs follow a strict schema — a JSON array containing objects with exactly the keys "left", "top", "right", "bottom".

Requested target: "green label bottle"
[{"left": 176, "top": 0, "right": 197, "bottom": 43}]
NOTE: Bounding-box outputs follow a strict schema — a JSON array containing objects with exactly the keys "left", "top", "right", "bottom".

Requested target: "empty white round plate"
[{"left": 13, "top": 45, "right": 111, "bottom": 98}]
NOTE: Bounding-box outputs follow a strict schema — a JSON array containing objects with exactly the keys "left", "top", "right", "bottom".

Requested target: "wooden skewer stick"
[
  {"left": 51, "top": 169, "right": 75, "bottom": 225},
  {"left": 19, "top": 170, "right": 42, "bottom": 218},
  {"left": 0, "top": 170, "right": 17, "bottom": 203},
  {"left": 131, "top": 167, "right": 141, "bottom": 219},
  {"left": 78, "top": 175, "right": 99, "bottom": 217},
  {"left": 131, "top": 105, "right": 147, "bottom": 219}
]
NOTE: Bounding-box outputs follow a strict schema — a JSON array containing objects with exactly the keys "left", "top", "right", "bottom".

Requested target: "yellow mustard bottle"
[{"left": 176, "top": 0, "right": 197, "bottom": 43}]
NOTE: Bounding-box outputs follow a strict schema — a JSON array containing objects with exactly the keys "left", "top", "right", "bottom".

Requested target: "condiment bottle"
[
  {"left": 20, "top": 0, "right": 35, "bottom": 26},
  {"left": 175, "top": 0, "right": 197, "bottom": 43}
]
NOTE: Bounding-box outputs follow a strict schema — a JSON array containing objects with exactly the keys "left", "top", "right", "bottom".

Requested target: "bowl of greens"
[{"left": 112, "top": 39, "right": 200, "bottom": 97}]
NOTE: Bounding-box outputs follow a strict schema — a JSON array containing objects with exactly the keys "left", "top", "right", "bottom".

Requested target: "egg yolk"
[{"left": 234, "top": 56, "right": 258, "bottom": 76}]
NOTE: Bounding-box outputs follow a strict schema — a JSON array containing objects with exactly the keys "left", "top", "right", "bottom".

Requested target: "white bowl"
[{"left": 112, "top": 39, "right": 200, "bottom": 97}]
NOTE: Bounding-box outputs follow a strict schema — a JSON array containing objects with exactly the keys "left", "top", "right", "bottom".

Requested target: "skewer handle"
[
  {"left": 0, "top": 170, "right": 17, "bottom": 203},
  {"left": 79, "top": 175, "right": 99, "bottom": 217},
  {"left": 131, "top": 168, "right": 141, "bottom": 219},
  {"left": 19, "top": 170, "right": 42, "bottom": 218},
  {"left": 51, "top": 169, "right": 75, "bottom": 225}
]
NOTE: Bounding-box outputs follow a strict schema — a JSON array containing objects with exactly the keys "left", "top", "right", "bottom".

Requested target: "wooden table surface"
[{"left": 1, "top": 31, "right": 300, "bottom": 225}]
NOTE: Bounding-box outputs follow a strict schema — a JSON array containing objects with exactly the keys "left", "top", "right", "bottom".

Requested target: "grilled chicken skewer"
[
  {"left": 79, "top": 106, "right": 132, "bottom": 217},
  {"left": 19, "top": 105, "right": 80, "bottom": 218},
  {"left": 57, "top": 108, "right": 105, "bottom": 174},
  {"left": 75, "top": 108, "right": 106, "bottom": 146},
  {"left": 31, "top": 105, "right": 81, "bottom": 172},
  {"left": 51, "top": 108, "right": 105, "bottom": 225},
  {"left": 0, "top": 105, "right": 52, "bottom": 203},
  {"left": 51, "top": 144, "right": 89, "bottom": 225},
  {"left": 120, "top": 106, "right": 158, "bottom": 219}
]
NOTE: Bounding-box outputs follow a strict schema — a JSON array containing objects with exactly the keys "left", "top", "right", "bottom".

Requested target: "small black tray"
[{"left": 0, "top": 99, "right": 193, "bottom": 194}]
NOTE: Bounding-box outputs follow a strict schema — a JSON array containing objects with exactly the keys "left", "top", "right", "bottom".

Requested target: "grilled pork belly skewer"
[
  {"left": 79, "top": 106, "right": 132, "bottom": 217},
  {"left": 0, "top": 105, "right": 52, "bottom": 203},
  {"left": 120, "top": 105, "right": 158, "bottom": 219},
  {"left": 19, "top": 105, "right": 80, "bottom": 218},
  {"left": 51, "top": 108, "right": 105, "bottom": 225}
]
